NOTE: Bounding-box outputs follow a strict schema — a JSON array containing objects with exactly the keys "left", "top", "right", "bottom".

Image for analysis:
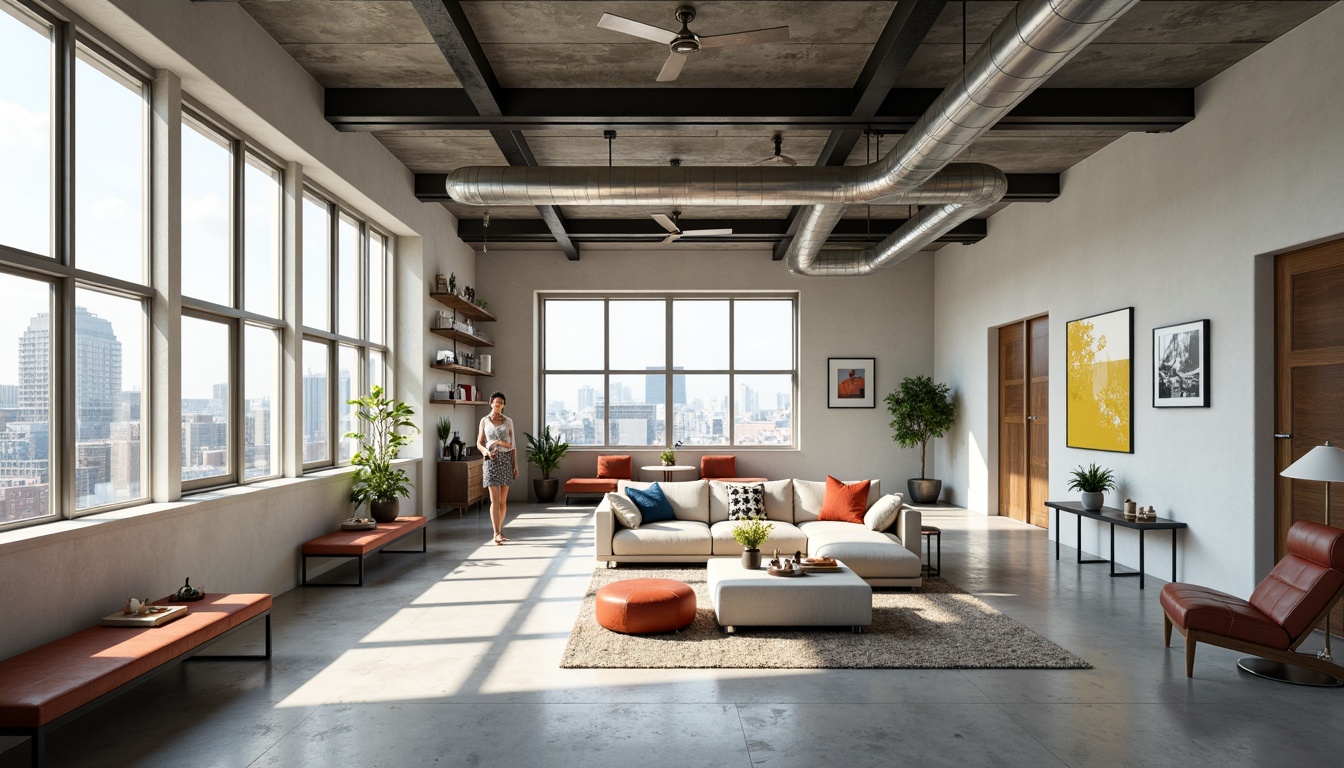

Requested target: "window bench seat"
[{"left": 300, "top": 516, "right": 428, "bottom": 586}]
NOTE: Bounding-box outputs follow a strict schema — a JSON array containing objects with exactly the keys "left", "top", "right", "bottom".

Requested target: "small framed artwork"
[
  {"left": 1066, "top": 307, "right": 1133, "bottom": 453},
  {"left": 828, "top": 357, "right": 875, "bottom": 408},
  {"left": 1153, "top": 319, "right": 1209, "bottom": 407}
]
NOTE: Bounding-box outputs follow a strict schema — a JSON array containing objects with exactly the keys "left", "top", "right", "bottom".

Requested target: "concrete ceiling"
[{"left": 236, "top": 0, "right": 1337, "bottom": 251}]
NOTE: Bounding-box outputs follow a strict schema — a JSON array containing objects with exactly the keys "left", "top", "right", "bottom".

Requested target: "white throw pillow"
[
  {"left": 607, "top": 492, "right": 642, "bottom": 529},
  {"left": 864, "top": 493, "right": 904, "bottom": 531}
]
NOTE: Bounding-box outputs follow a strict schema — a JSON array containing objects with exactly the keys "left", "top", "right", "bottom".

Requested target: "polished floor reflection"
[{"left": 5, "top": 505, "right": 1343, "bottom": 767}]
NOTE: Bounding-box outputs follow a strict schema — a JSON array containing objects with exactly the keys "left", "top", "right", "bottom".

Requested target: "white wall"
[
  {"left": 474, "top": 245, "right": 936, "bottom": 497},
  {"left": 0, "top": 0, "right": 462, "bottom": 658},
  {"left": 931, "top": 2, "right": 1344, "bottom": 595}
]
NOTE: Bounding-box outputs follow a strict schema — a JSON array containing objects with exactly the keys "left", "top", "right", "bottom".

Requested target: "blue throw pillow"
[{"left": 625, "top": 483, "right": 677, "bottom": 524}]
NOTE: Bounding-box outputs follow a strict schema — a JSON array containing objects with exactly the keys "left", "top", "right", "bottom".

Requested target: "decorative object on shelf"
[
  {"left": 347, "top": 384, "right": 420, "bottom": 523},
  {"left": 437, "top": 416, "right": 453, "bottom": 459},
  {"left": 465, "top": 286, "right": 475, "bottom": 302},
  {"left": 435, "top": 273, "right": 448, "bottom": 293},
  {"left": 123, "top": 597, "right": 152, "bottom": 616},
  {"left": 1067, "top": 463, "right": 1116, "bottom": 511},
  {"left": 1067, "top": 306, "right": 1133, "bottom": 452},
  {"left": 173, "top": 578, "right": 204, "bottom": 602},
  {"left": 659, "top": 448, "right": 676, "bottom": 467},
  {"left": 731, "top": 518, "right": 773, "bottom": 569},
  {"left": 525, "top": 425, "right": 570, "bottom": 503},
  {"left": 479, "top": 354, "right": 492, "bottom": 373},
  {"left": 448, "top": 431, "right": 466, "bottom": 462},
  {"left": 885, "top": 375, "right": 956, "bottom": 504},
  {"left": 436, "top": 349, "right": 455, "bottom": 365},
  {"left": 340, "top": 517, "right": 378, "bottom": 531},
  {"left": 1153, "top": 319, "right": 1209, "bottom": 408},
  {"left": 1139, "top": 506, "right": 1156, "bottom": 521},
  {"left": 828, "top": 356, "right": 875, "bottom": 408},
  {"left": 1123, "top": 499, "right": 1138, "bottom": 519},
  {"left": 448, "top": 272, "right": 456, "bottom": 293}
]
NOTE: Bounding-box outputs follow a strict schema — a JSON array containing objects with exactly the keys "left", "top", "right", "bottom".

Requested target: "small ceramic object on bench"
[
  {"left": 174, "top": 578, "right": 204, "bottom": 602},
  {"left": 340, "top": 517, "right": 378, "bottom": 531},
  {"left": 123, "top": 597, "right": 152, "bottom": 615}
]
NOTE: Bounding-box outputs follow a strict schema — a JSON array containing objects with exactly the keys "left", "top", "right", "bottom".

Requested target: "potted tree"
[
  {"left": 885, "top": 375, "right": 957, "bottom": 504},
  {"left": 731, "top": 518, "right": 774, "bottom": 569},
  {"left": 525, "top": 425, "right": 570, "bottom": 503},
  {"left": 1067, "top": 464, "right": 1116, "bottom": 511},
  {"left": 346, "top": 385, "right": 420, "bottom": 523}
]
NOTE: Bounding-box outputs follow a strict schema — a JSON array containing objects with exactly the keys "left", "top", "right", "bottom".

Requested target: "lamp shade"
[{"left": 1281, "top": 442, "right": 1344, "bottom": 482}]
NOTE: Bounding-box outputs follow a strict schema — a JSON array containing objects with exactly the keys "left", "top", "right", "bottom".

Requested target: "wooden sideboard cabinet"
[{"left": 437, "top": 459, "right": 484, "bottom": 517}]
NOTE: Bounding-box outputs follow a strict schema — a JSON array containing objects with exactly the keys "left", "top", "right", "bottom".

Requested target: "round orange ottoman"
[{"left": 595, "top": 578, "right": 696, "bottom": 634}]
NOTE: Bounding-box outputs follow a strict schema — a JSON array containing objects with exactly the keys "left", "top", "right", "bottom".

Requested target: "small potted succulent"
[
  {"left": 731, "top": 518, "right": 774, "bottom": 569},
  {"left": 660, "top": 449, "right": 677, "bottom": 467},
  {"left": 1067, "top": 463, "right": 1117, "bottom": 511}
]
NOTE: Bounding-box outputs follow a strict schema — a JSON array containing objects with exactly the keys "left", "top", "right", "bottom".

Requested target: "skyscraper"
[{"left": 18, "top": 308, "right": 122, "bottom": 441}]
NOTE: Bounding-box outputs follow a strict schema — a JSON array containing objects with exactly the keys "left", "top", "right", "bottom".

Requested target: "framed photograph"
[
  {"left": 1153, "top": 319, "right": 1209, "bottom": 407},
  {"left": 828, "top": 357, "right": 875, "bottom": 408},
  {"left": 1066, "top": 307, "right": 1133, "bottom": 453}
]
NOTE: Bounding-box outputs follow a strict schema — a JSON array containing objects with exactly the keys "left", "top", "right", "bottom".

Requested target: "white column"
[
  {"left": 150, "top": 70, "right": 182, "bottom": 502},
  {"left": 282, "top": 161, "right": 304, "bottom": 477}
]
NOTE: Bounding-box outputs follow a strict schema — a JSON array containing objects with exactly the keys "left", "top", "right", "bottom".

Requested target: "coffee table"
[{"left": 706, "top": 557, "right": 872, "bottom": 633}]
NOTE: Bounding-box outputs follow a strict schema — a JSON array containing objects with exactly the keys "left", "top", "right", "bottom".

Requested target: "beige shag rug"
[{"left": 561, "top": 567, "right": 1090, "bottom": 669}]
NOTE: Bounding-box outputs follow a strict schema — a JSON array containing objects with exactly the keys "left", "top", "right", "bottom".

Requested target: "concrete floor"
[{"left": 6, "top": 504, "right": 1344, "bottom": 767}]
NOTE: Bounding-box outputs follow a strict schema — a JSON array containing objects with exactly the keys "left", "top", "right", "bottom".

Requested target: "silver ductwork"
[{"left": 445, "top": 0, "right": 1138, "bottom": 274}]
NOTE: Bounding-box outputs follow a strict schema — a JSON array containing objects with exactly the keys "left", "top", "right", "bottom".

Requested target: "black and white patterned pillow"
[{"left": 726, "top": 483, "right": 767, "bottom": 521}]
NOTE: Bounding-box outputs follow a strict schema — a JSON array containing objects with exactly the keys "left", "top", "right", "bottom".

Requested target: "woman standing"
[{"left": 476, "top": 391, "right": 517, "bottom": 545}]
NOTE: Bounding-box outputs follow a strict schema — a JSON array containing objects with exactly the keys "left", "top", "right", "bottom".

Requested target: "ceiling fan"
[
  {"left": 597, "top": 5, "right": 790, "bottom": 83},
  {"left": 652, "top": 211, "right": 733, "bottom": 244},
  {"left": 753, "top": 134, "right": 797, "bottom": 166}
]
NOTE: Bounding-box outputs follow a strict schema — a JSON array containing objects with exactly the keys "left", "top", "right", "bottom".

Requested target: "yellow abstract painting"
[{"left": 1067, "top": 307, "right": 1132, "bottom": 452}]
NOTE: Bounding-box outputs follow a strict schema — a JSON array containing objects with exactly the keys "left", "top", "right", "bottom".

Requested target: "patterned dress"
[{"left": 480, "top": 415, "right": 515, "bottom": 487}]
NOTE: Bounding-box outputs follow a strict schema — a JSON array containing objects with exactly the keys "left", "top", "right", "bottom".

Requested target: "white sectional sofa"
[{"left": 593, "top": 478, "right": 923, "bottom": 588}]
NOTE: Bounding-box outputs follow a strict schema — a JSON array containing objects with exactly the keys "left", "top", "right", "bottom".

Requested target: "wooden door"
[
  {"left": 999, "top": 323, "right": 1028, "bottom": 522},
  {"left": 1276, "top": 237, "right": 1344, "bottom": 636},
  {"left": 1027, "top": 316, "right": 1051, "bottom": 528},
  {"left": 1000, "top": 316, "right": 1050, "bottom": 526}
]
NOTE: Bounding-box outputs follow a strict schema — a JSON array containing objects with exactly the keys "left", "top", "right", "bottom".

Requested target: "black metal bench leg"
[
  {"left": 31, "top": 729, "right": 43, "bottom": 768},
  {"left": 358, "top": 556, "right": 364, "bottom": 587}
]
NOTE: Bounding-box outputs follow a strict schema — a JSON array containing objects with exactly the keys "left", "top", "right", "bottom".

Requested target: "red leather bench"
[
  {"left": 0, "top": 593, "right": 271, "bottom": 767},
  {"left": 301, "top": 516, "right": 428, "bottom": 586}
]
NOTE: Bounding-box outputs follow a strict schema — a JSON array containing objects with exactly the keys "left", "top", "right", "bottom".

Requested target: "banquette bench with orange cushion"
[
  {"left": 564, "top": 455, "right": 632, "bottom": 504},
  {"left": 301, "top": 515, "right": 428, "bottom": 587},
  {"left": 0, "top": 592, "right": 271, "bottom": 767},
  {"left": 699, "top": 455, "right": 767, "bottom": 484}
]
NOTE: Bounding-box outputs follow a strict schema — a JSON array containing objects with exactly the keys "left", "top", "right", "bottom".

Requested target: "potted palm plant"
[
  {"left": 346, "top": 385, "right": 420, "bottom": 523},
  {"left": 436, "top": 416, "right": 452, "bottom": 460},
  {"left": 731, "top": 518, "right": 774, "bottom": 569},
  {"left": 1067, "top": 464, "right": 1117, "bottom": 511},
  {"left": 885, "top": 375, "right": 957, "bottom": 504},
  {"left": 525, "top": 425, "right": 569, "bottom": 503}
]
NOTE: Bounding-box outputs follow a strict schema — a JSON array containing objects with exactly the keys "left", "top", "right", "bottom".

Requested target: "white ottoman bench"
[{"left": 706, "top": 558, "right": 872, "bottom": 632}]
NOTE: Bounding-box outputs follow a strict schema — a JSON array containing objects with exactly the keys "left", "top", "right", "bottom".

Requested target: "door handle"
[
  {"left": 1274, "top": 433, "right": 1292, "bottom": 439},
  {"left": 1027, "top": 416, "right": 1038, "bottom": 421}
]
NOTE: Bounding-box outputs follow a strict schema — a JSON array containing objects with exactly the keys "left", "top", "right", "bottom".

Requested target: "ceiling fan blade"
[
  {"left": 679, "top": 229, "right": 734, "bottom": 237},
  {"left": 778, "top": 155, "right": 797, "bottom": 166},
  {"left": 597, "top": 13, "right": 677, "bottom": 44},
  {"left": 651, "top": 213, "right": 678, "bottom": 233},
  {"left": 699, "top": 26, "right": 790, "bottom": 49},
  {"left": 657, "top": 52, "right": 688, "bottom": 82},
  {"left": 660, "top": 233, "right": 682, "bottom": 244}
]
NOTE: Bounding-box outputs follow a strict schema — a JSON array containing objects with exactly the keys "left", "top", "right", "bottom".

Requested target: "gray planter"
[
  {"left": 370, "top": 498, "right": 399, "bottom": 523},
  {"left": 741, "top": 549, "right": 762, "bottom": 569},
  {"left": 1080, "top": 491, "right": 1104, "bottom": 511},
  {"left": 907, "top": 479, "right": 943, "bottom": 504},
  {"left": 533, "top": 478, "right": 560, "bottom": 503}
]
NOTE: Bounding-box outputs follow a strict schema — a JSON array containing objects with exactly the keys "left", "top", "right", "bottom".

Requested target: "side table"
[
  {"left": 640, "top": 465, "right": 697, "bottom": 483},
  {"left": 920, "top": 525, "right": 941, "bottom": 576},
  {"left": 1045, "top": 500, "right": 1187, "bottom": 589}
]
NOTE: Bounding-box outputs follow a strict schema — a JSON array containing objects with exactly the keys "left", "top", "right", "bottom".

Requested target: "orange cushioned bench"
[
  {"left": 0, "top": 592, "right": 271, "bottom": 768},
  {"left": 301, "top": 516, "right": 428, "bottom": 587},
  {"left": 564, "top": 455, "right": 633, "bottom": 504}
]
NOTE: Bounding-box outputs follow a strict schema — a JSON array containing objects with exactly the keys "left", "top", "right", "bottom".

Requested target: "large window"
[
  {"left": 178, "top": 109, "right": 284, "bottom": 490},
  {"left": 301, "top": 189, "right": 391, "bottom": 470},
  {"left": 541, "top": 296, "right": 797, "bottom": 448},
  {"left": 0, "top": 2, "right": 52, "bottom": 257},
  {"left": 0, "top": 271, "right": 54, "bottom": 524}
]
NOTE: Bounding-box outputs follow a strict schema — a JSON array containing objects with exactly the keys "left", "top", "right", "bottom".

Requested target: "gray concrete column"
[
  {"left": 282, "top": 161, "right": 304, "bottom": 477},
  {"left": 151, "top": 70, "right": 182, "bottom": 502}
]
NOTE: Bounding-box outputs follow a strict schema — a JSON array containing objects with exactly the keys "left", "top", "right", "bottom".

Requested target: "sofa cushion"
[
  {"left": 709, "top": 479, "right": 793, "bottom": 524},
  {"left": 700, "top": 455, "right": 737, "bottom": 479},
  {"left": 819, "top": 476, "right": 870, "bottom": 524},
  {"left": 565, "top": 478, "right": 618, "bottom": 494},
  {"left": 794, "top": 479, "right": 881, "bottom": 523},
  {"left": 797, "top": 520, "right": 888, "bottom": 541},
  {"left": 612, "top": 520, "right": 713, "bottom": 556},
  {"left": 607, "top": 492, "right": 642, "bottom": 529},
  {"left": 726, "top": 484, "right": 766, "bottom": 521},
  {"left": 597, "top": 455, "right": 633, "bottom": 480},
  {"left": 864, "top": 493, "right": 904, "bottom": 532},
  {"left": 626, "top": 483, "right": 676, "bottom": 524},
  {"left": 620, "top": 479, "right": 710, "bottom": 524},
  {"left": 710, "top": 520, "right": 808, "bottom": 556}
]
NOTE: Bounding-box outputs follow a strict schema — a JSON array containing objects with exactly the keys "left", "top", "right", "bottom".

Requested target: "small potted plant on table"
[
  {"left": 731, "top": 518, "right": 774, "bottom": 569},
  {"left": 347, "top": 385, "right": 420, "bottom": 523},
  {"left": 1067, "top": 463, "right": 1117, "bottom": 512},
  {"left": 660, "top": 448, "right": 677, "bottom": 467},
  {"left": 524, "top": 425, "right": 570, "bottom": 503}
]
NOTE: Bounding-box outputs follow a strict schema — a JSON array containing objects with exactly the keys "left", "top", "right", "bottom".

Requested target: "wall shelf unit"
[
  {"left": 430, "top": 326, "right": 494, "bottom": 347},
  {"left": 430, "top": 285, "right": 497, "bottom": 411},
  {"left": 430, "top": 363, "right": 494, "bottom": 377},
  {"left": 430, "top": 291, "right": 497, "bottom": 322}
]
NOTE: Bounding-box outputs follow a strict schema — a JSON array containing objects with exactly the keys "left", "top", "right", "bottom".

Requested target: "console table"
[{"left": 1045, "top": 500, "right": 1188, "bottom": 589}]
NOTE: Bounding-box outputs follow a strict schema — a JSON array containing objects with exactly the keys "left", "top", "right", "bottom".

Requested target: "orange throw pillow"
[{"left": 818, "top": 476, "right": 870, "bottom": 524}]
